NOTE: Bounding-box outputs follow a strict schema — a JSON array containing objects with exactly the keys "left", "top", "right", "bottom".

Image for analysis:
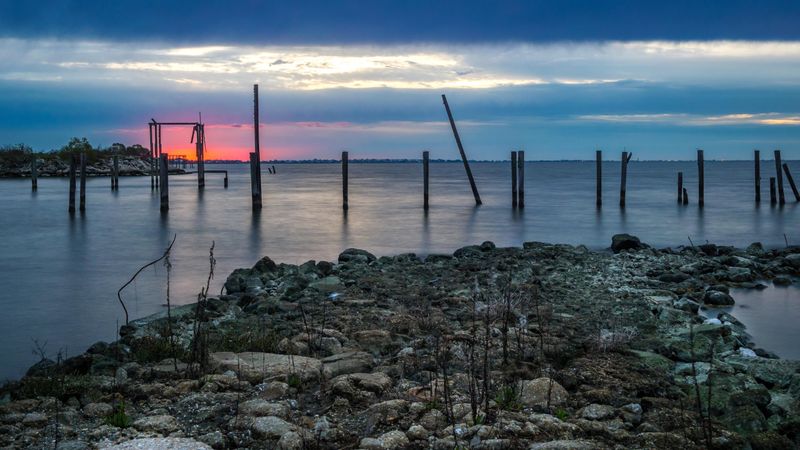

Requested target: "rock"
[
  {"left": 251, "top": 416, "right": 295, "bottom": 439},
  {"left": 332, "top": 372, "right": 393, "bottom": 394},
  {"left": 309, "top": 276, "right": 343, "bottom": 292},
  {"left": 359, "top": 430, "right": 409, "bottom": 450},
  {"left": 419, "top": 408, "right": 447, "bottom": 430},
  {"left": 746, "top": 242, "right": 765, "bottom": 256},
  {"left": 703, "top": 290, "right": 735, "bottom": 306},
  {"left": 353, "top": 330, "right": 393, "bottom": 353},
  {"left": 100, "top": 438, "right": 212, "bottom": 450},
  {"left": 56, "top": 441, "right": 89, "bottom": 450},
  {"left": 773, "top": 275, "right": 793, "bottom": 286},
  {"left": 620, "top": 403, "right": 642, "bottom": 424},
  {"left": 277, "top": 431, "right": 303, "bottom": 450},
  {"left": 611, "top": 234, "right": 642, "bottom": 253},
  {"left": 338, "top": 248, "right": 376, "bottom": 264},
  {"left": 253, "top": 256, "right": 278, "bottom": 273},
  {"left": 529, "top": 440, "right": 599, "bottom": 450},
  {"left": 209, "top": 352, "right": 322, "bottom": 384},
  {"left": 519, "top": 378, "right": 568, "bottom": 409},
  {"left": 659, "top": 272, "right": 691, "bottom": 283},
  {"left": 21, "top": 412, "right": 48, "bottom": 427},
  {"left": 672, "top": 297, "right": 700, "bottom": 314},
  {"left": 579, "top": 404, "right": 616, "bottom": 421},
  {"left": 132, "top": 415, "right": 179, "bottom": 434},
  {"left": 83, "top": 402, "right": 113, "bottom": 418},
  {"left": 256, "top": 381, "right": 290, "bottom": 400},
  {"left": 322, "top": 351, "right": 373, "bottom": 378},
  {"left": 406, "top": 424, "right": 428, "bottom": 440},
  {"left": 784, "top": 253, "right": 800, "bottom": 269},
  {"left": 238, "top": 399, "right": 289, "bottom": 418}
]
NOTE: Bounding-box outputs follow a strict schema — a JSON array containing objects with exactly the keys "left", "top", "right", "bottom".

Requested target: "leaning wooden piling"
[
  {"left": 782, "top": 163, "right": 800, "bottom": 202},
  {"left": 697, "top": 149, "right": 704, "bottom": 207},
  {"left": 619, "top": 151, "right": 631, "bottom": 207},
  {"left": 770, "top": 177, "right": 777, "bottom": 205},
  {"left": 677, "top": 172, "right": 683, "bottom": 203},
  {"left": 754, "top": 150, "right": 761, "bottom": 203},
  {"left": 596, "top": 150, "right": 602, "bottom": 207},
  {"left": 68, "top": 154, "right": 77, "bottom": 213},
  {"left": 775, "top": 150, "right": 785, "bottom": 204},
  {"left": 342, "top": 151, "right": 349, "bottom": 211},
  {"left": 441, "top": 94, "right": 482, "bottom": 205},
  {"left": 79, "top": 151, "right": 87, "bottom": 212},
  {"left": 423, "top": 151, "right": 430, "bottom": 210},
  {"left": 251, "top": 84, "right": 262, "bottom": 208},
  {"left": 517, "top": 150, "right": 525, "bottom": 208},
  {"left": 31, "top": 155, "right": 37, "bottom": 191},
  {"left": 511, "top": 151, "right": 517, "bottom": 208},
  {"left": 159, "top": 154, "right": 169, "bottom": 211},
  {"left": 112, "top": 155, "right": 120, "bottom": 190}
]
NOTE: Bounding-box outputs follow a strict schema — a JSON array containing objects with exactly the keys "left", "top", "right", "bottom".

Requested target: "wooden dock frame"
[
  {"left": 159, "top": 154, "right": 169, "bottom": 211},
  {"left": 442, "top": 94, "right": 482, "bottom": 206},
  {"left": 775, "top": 150, "right": 786, "bottom": 205},
  {"left": 783, "top": 163, "right": 800, "bottom": 202}
]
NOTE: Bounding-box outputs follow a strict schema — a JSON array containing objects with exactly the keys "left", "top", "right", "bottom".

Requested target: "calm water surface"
[{"left": 1, "top": 161, "right": 798, "bottom": 379}]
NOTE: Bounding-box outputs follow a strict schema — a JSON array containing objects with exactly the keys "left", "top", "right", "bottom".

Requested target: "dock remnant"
[
  {"left": 775, "top": 150, "right": 785, "bottom": 204},
  {"left": 79, "top": 151, "right": 87, "bottom": 212},
  {"left": 782, "top": 163, "right": 800, "bottom": 202},
  {"left": 511, "top": 151, "right": 517, "bottom": 208},
  {"left": 754, "top": 150, "right": 761, "bottom": 202},
  {"left": 251, "top": 84, "right": 263, "bottom": 209},
  {"left": 682, "top": 188, "right": 689, "bottom": 205},
  {"left": 159, "top": 154, "right": 169, "bottom": 211},
  {"left": 770, "top": 177, "right": 777, "bottom": 205},
  {"left": 342, "top": 151, "right": 349, "bottom": 211},
  {"left": 68, "top": 154, "right": 77, "bottom": 213},
  {"left": 441, "top": 94, "right": 481, "bottom": 205},
  {"left": 517, "top": 150, "right": 525, "bottom": 208},
  {"left": 697, "top": 149, "right": 704, "bottom": 207},
  {"left": 31, "top": 155, "right": 37, "bottom": 191},
  {"left": 619, "top": 151, "right": 632, "bottom": 207},
  {"left": 249, "top": 153, "right": 260, "bottom": 208},
  {"left": 423, "top": 151, "right": 430, "bottom": 210},
  {"left": 596, "top": 150, "right": 602, "bottom": 207},
  {"left": 677, "top": 172, "right": 683, "bottom": 203}
]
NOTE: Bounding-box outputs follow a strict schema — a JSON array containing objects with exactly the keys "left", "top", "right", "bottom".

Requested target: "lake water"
[{"left": 1, "top": 160, "right": 798, "bottom": 380}]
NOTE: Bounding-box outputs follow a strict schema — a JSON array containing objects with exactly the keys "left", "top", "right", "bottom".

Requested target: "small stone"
[
  {"left": 277, "top": 431, "right": 303, "bottom": 450},
  {"left": 579, "top": 404, "right": 616, "bottom": 421},
  {"left": 773, "top": 275, "right": 793, "bottom": 286},
  {"left": 406, "top": 424, "right": 428, "bottom": 440},
  {"left": 703, "top": 290, "right": 735, "bottom": 306},
  {"left": 83, "top": 402, "right": 113, "bottom": 418},
  {"left": 132, "top": 415, "right": 179, "bottom": 434},
  {"left": 251, "top": 416, "right": 295, "bottom": 439},
  {"left": 620, "top": 403, "right": 643, "bottom": 424},
  {"left": 257, "top": 381, "right": 290, "bottom": 400},
  {"left": 21, "top": 412, "right": 48, "bottom": 427},
  {"left": 239, "top": 399, "right": 289, "bottom": 418}
]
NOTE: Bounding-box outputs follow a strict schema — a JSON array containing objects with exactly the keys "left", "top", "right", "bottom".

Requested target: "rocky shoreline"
[
  {"left": 0, "top": 156, "right": 183, "bottom": 177},
  {"left": 1, "top": 237, "right": 799, "bottom": 449}
]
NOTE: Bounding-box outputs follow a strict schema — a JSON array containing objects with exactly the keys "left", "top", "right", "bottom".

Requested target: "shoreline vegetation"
[{"left": 1, "top": 237, "right": 799, "bottom": 449}]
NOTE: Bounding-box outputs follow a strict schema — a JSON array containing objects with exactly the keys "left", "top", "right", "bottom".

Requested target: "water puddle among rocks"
[{"left": 703, "top": 282, "right": 800, "bottom": 360}]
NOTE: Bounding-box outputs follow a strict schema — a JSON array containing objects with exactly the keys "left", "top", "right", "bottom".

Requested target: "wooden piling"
[
  {"left": 149, "top": 123, "right": 154, "bottom": 189},
  {"left": 249, "top": 152, "right": 261, "bottom": 209},
  {"left": 775, "top": 150, "right": 785, "bottom": 204},
  {"left": 517, "top": 150, "right": 525, "bottom": 208},
  {"left": 596, "top": 150, "right": 602, "bottom": 207},
  {"left": 441, "top": 94, "right": 482, "bottom": 205},
  {"left": 770, "top": 177, "right": 777, "bottom": 205},
  {"left": 677, "top": 172, "right": 683, "bottom": 203},
  {"left": 682, "top": 188, "right": 688, "bottom": 205},
  {"left": 423, "top": 151, "right": 430, "bottom": 210},
  {"left": 68, "top": 154, "right": 77, "bottom": 213},
  {"left": 156, "top": 124, "right": 161, "bottom": 188},
  {"left": 754, "top": 150, "right": 761, "bottom": 202},
  {"left": 79, "top": 151, "right": 87, "bottom": 212},
  {"left": 112, "top": 155, "right": 119, "bottom": 190},
  {"left": 782, "top": 163, "right": 800, "bottom": 202},
  {"left": 619, "top": 151, "right": 631, "bottom": 207},
  {"left": 159, "top": 154, "right": 169, "bottom": 211},
  {"left": 511, "top": 151, "right": 517, "bottom": 208},
  {"left": 251, "top": 84, "right": 262, "bottom": 208},
  {"left": 697, "top": 149, "right": 704, "bottom": 207},
  {"left": 342, "top": 151, "right": 349, "bottom": 211},
  {"left": 31, "top": 155, "right": 37, "bottom": 191}
]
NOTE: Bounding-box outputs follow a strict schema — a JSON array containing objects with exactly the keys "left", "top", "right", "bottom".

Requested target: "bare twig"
[{"left": 117, "top": 235, "right": 177, "bottom": 325}]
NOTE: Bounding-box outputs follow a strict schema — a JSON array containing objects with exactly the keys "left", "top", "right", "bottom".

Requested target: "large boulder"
[
  {"left": 338, "top": 248, "right": 376, "bottom": 264},
  {"left": 703, "top": 290, "right": 735, "bottom": 306},
  {"left": 210, "top": 352, "right": 322, "bottom": 383},
  {"left": 519, "top": 378, "right": 568, "bottom": 409},
  {"left": 100, "top": 438, "right": 212, "bottom": 450},
  {"left": 611, "top": 234, "right": 642, "bottom": 253}
]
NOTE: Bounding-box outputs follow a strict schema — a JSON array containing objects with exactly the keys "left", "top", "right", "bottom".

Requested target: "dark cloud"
[{"left": 2, "top": 0, "right": 799, "bottom": 44}]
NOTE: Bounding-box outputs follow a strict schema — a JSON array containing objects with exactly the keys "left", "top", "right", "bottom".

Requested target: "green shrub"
[
  {"left": 105, "top": 400, "right": 132, "bottom": 428},
  {"left": 494, "top": 385, "right": 522, "bottom": 411}
]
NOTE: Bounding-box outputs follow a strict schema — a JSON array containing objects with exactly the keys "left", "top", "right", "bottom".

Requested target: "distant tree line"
[{"left": 0, "top": 138, "right": 149, "bottom": 164}]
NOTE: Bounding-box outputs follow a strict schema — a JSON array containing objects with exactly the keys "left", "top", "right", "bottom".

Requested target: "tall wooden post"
[
  {"left": 31, "top": 155, "right": 37, "bottom": 191},
  {"left": 678, "top": 172, "right": 683, "bottom": 203},
  {"left": 697, "top": 149, "right": 704, "bottom": 207},
  {"left": 619, "top": 151, "right": 630, "bottom": 207},
  {"left": 783, "top": 164, "right": 800, "bottom": 202},
  {"left": 159, "top": 154, "right": 169, "bottom": 211},
  {"left": 775, "top": 150, "right": 785, "bottom": 204},
  {"left": 149, "top": 123, "right": 155, "bottom": 189},
  {"left": 683, "top": 188, "right": 689, "bottom": 205},
  {"left": 511, "top": 151, "right": 518, "bottom": 208},
  {"left": 517, "top": 150, "right": 525, "bottom": 208},
  {"left": 770, "top": 177, "right": 777, "bottom": 205},
  {"left": 342, "top": 151, "right": 349, "bottom": 211},
  {"left": 423, "top": 151, "right": 430, "bottom": 210},
  {"left": 596, "top": 150, "right": 602, "bottom": 207},
  {"left": 68, "top": 154, "right": 77, "bottom": 213},
  {"left": 250, "top": 152, "right": 261, "bottom": 209},
  {"left": 113, "top": 154, "right": 119, "bottom": 190},
  {"left": 441, "top": 94, "right": 482, "bottom": 205},
  {"left": 156, "top": 124, "right": 161, "bottom": 188},
  {"left": 251, "top": 84, "right": 262, "bottom": 208},
  {"left": 754, "top": 150, "right": 761, "bottom": 203},
  {"left": 79, "top": 151, "right": 87, "bottom": 212}
]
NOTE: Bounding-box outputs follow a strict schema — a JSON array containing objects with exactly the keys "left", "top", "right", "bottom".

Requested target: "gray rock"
[
  {"left": 519, "top": 378, "right": 568, "bottom": 409},
  {"left": 773, "top": 275, "right": 793, "bottom": 286},
  {"left": 611, "top": 234, "right": 642, "bottom": 253},
  {"left": 209, "top": 352, "right": 322, "bottom": 383},
  {"left": 784, "top": 253, "right": 800, "bottom": 269},
  {"left": 322, "top": 351, "right": 373, "bottom": 378},
  {"left": 277, "top": 431, "right": 303, "bottom": 450},
  {"left": 703, "top": 290, "right": 735, "bottom": 306},
  {"left": 579, "top": 404, "right": 616, "bottom": 421},
  {"left": 56, "top": 441, "right": 89, "bottom": 450},
  {"left": 406, "top": 424, "right": 428, "bottom": 440},
  {"left": 100, "top": 438, "right": 212, "bottom": 450},
  {"left": 359, "top": 430, "right": 409, "bottom": 449},
  {"left": 338, "top": 248, "right": 376, "bottom": 264},
  {"left": 83, "top": 402, "right": 113, "bottom": 418},
  {"left": 251, "top": 416, "right": 295, "bottom": 439},
  {"left": 132, "top": 415, "right": 179, "bottom": 434},
  {"left": 620, "top": 403, "right": 643, "bottom": 424},
  {"left": 238, "top": 399, "right": 289, "bottom": 418},
  {"left": 529, "top": 440, "right": 599, "bottom": 450}
]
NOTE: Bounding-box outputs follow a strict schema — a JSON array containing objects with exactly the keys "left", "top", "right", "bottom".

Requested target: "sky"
[{"left": 2, "top": 1, "right": 800, "bottom": 160}]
